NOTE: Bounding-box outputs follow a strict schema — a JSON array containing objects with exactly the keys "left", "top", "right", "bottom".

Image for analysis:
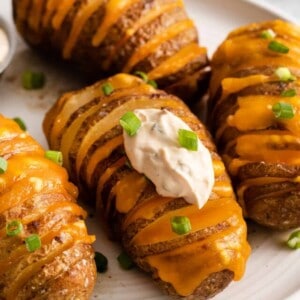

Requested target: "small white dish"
[{"left": 0, "top": 16, "right": 15, "bottom": 74}]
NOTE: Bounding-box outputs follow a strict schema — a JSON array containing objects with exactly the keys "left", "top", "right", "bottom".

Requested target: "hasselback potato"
[
  {"left": 43, "top": 73, "right": 250, "bottom": 299},
  {"left": 13, "top": 0, "right": 209, "bottom": 103},
  {"left": 209, "top": 20, "right": 300, "bottom": 230},
  {"left": 0, "top": 115, "right": 96, "bottom": 299}
]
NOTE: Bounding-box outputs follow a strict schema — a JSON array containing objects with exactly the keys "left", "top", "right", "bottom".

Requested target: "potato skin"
[
  {"left": 209, "top": 20, "right": 300, "bottom": 229},
  {"left": 13, "top": 0, "right": 209, "bottom": 104},
  {"left": 0, "top": 115, "right": 96, "bottom": 299},
  {"left": 43, "top": 73, "right": 250, "bottom": 299}
]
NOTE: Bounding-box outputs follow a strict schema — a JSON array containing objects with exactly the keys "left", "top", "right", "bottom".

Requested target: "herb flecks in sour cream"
[{"left": 122, "top": 108, "right": 215, "bottom": 209}]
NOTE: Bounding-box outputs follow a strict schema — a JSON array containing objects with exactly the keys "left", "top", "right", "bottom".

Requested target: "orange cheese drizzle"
[
  {"left": 103, "top": 0, "right": 184, "bottom": 70},
  {"left": 42, "top": 0, "right": 60, "bottom": 28},
  {"left": 92, "top": 0, "right": 140, "bottom": 47},
  {"left": 122, "top": 19, "right": 195, "bottom": 72},
  {"left": 63, "top": 0, "right": 104, "bottom": 58},
  {"left": 115, "top": 172, "right": 147, "bottom": 214},
  {"left": 52, "top": 0, "right": 76, "bottom": 30},
  {"left": 148, "top": 43, "right": 206, "bottom": 80},
  {"left": 28, "top": 0, "right": 44, "bottom": 32}
]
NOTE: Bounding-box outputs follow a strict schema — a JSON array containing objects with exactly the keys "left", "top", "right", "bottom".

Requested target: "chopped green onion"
[
  {"left": 25, "top": 234, "right": 41, "bottom": 252},
  {"left": 268, "top": 41, "right": 289, "bottom": 54},
  {"left": 6, "top": 220, "right": 23, "bottom": 237},
  {"left": 134, "top": 71, "right": 148, "bottom": 82},
  {"left": 274, "top": 67, "right": 296, "bottom": 82},
  {"left": 0, "top": 157, "right": 8, "bottom": 174},
  {"left": 102, "top": 83, "right": 114, "bottom": 96},
  {"left": 117, "top": 251, "right": 134, "bottom": 270},
  {"left": 13, "top": 117, "right": 27, "bottom": 131},
  {"left": 45, "top": 150, "right": 63, "bottom": 166},
  {"left": 119, "top": 112, "right": 141, "bottom": 136},
  {"left": 272, "top": 102, "right": 295, "bottom": 119},
  {"left": 281, "top": 89, "right": 297, "bottom": 97},
  {"left": 171, "top": 216, "right": 192, "bottom": 235},
  {"left": 260, "top": 29, "right": 276, "bottom": 40},
  {"left": 148, "top": 79, "right": 158, "bottom": 89},
  {"left": 178, "top": 129, "right": 198, "bottom": 151},
  {"left": 95, "top": 251, "right": 108, "bottom": 273},
  {"left": 22, "top": 71, "right": 45, "bottom": 89},
  {"left": 287, "top": 230, "right": 300, "bottom": 249}
]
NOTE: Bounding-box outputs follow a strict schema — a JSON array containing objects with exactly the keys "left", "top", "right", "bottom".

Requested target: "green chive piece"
[
  {"left": 148, "top": 79, "right": 158, "bottom": 89},
  {"left": 281, "top": 89, "right": 297, "bottom": 97},
  {"left": 22, "top": 71, "right": 45, "bottom": 90},
  {"left": 0, "top": 157, "right": 8, "bottom": 174},
  {"left": 45, "top": 150, "right": 63, "bottom": 166},
  {"left": 13, "top": 117, "right": 27, "bottom": 131},
  {"left": 275, "top": 67, "right": 296, "bottom": 82},
  {"left": 6, "top": 220, "right": 23, "bottom": 237},
  {"left": 260, "top": 29, "right": 276, "bottom": 40},
  {"left": 178, "top": 129, "right": 198, "bottom": 151},
  {"left": 95, "top": 252, "right": 108, "bottom": 273},
  {"left": 134, "top": 71, "right": 149, "bottom": 82},
  {"left": 119, "top": 112, "right": 141, "bottom": 136},
  {"left": 268, "top": 41, "right": 289, "bottom": 54},
  {"left": 25, "top": 234, "right": 41, "bottom": 252},
  {"left": 102, "top": 83, "right": 114, "bottom": 96},
  {"left": 287, "top": 230, "right": 300, "bottom": 249},
  {"left": 171, "top": 216, "right": 192, "bottom": 235},
  {"left": 272, "top": 102, "right": 295, "bottom": 119},
  {"left": 117, "top": 251, "right": 134, "bottom": 270}
]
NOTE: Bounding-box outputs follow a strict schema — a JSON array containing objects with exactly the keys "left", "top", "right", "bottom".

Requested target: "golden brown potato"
[
  {"left": 0, "top": 115, "right": 96, "bottom": 299},
  {"left": 43, "top": 73, "right": 250, "bottom": 299},
  {"left": 209, "top": 20, "right": 300, "bottom": 230},
  {"left": 13, "top": 0, "right": 209, "bottom": 104}
]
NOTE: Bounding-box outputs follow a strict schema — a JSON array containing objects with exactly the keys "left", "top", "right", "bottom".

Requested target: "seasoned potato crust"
[
  {"left": 43, "top": 73, "right": 250, "bottom": 299},
  {"left": 13, "top": 0, "right": 209, "bottom": 103}
]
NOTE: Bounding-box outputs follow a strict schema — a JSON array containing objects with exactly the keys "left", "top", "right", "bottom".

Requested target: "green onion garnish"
[
  {"left": 274, "top": 67, "right": 296, "bottom": 82},
  {"left": 45, "top": 150, "right": 63, "bottom": 166},
  {"left": 178, "top": 129, "right": 198, "bottom": 151},
  {"left": 281, "top": 89, "right": 297, "bottom": 97},
  {"left": 117, "top": 251, "right": 134, "bottom": 270},
  {"left": 134, "top": 71, "right": 148, "bottom": 82},
  {"left": 13, "top": 117, "right": 27, "bottom": 131},
  {"left": 272, "top": 102, "right": 295, "bottom": 119},
  {"left": 6, "top": 220, "right": 23, "bottom": 237},
  {"left": 95, "top": 252, "right": 108, "bottom": 273},
  {"left": 102, "top": 83, "right": 114, "bottom": 96},
  {"left": 22, "top": 71, "right": 45, "bottom": 90},
  {"left": 25, "top": 234, "right": 41, "bottom": 252},
  {"left": 148, "top": 79, "right": 158, "bottom": 89},
  {"left": 119, "top": 112, "right": 141, "bottom": 136},
  {"left": 0, "top": 157, "right": 8, "bottom": 174},
  {"left": 268, "top": 41, "right": 289, "bottom": 54},
  {"left": 287, "top": 230, "right": 300, "bottom": 249},
  {"left": 171, "top": 216, "right": 192, "bottom": 235},
  {"left": 260, "top": 29, "right": 276, "bottom": 40}
]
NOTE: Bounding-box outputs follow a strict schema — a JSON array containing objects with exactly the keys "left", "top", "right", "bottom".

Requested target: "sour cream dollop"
[
  {"left": 0, "top": 28, "right": 9, "bottom": 64},
  {"left": 123, "top": 109, "right": 215, "bottom": 209}
]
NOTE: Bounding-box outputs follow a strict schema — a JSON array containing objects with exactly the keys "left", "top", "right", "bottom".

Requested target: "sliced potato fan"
[{"left": 43, "top": 73, "right": 250, "bottom": 299}]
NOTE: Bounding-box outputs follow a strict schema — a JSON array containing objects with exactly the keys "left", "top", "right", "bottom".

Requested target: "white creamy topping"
[
  {"left": 0, "top": 28, "right": 9, "bottom": 64},
  {"left": 123, "top": 108, "right": 215, "bottom": 209}
]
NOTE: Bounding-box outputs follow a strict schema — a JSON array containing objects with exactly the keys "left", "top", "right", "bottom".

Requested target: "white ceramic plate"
[{"left": 0, "top": 1, "right": 299, "bottom": 300}]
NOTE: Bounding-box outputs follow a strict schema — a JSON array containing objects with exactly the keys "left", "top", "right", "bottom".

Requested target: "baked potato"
[
  {"left": 43, "top": 73, "right": 250, "bottom": 299},
  {"left": 0, "top": 115, "right": 96, "bottom": 299},
  {"left": 12, "top": 0, "right": 209, "bottom": 103},
  {"left": 209, "top": 20, "right": 300, "bottom": 230}
]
